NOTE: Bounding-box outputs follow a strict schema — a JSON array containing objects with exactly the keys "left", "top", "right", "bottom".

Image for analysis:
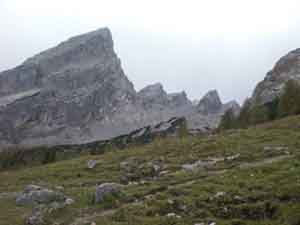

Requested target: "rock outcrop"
[
  {"left": 16, "top": 185, "right": 67, "bottom": 205},
  {"left": 223, "top": 100, "right": 241, "bottom": 116},
  {"left": 197, "top": 90, "right": 222, "bottom": 115},
  {"left": 77, "top": 117, "right": 189, "bottom": 154},
  {"left": 251, "top": 48, "right": 300, "bottom": 106},
  {"left": 187, "top": 90, "right": 240, "bottom": 131},
  {"left": 0, "top": 28, "right": 238, "bottom": 147},
  {"left": 0, "top": 28, "right": 138, "bottom": 146}
]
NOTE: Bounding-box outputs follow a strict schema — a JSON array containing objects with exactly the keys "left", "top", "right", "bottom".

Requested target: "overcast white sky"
[{"left": 1, "top": 0, "right": 300, "bottom": 103}]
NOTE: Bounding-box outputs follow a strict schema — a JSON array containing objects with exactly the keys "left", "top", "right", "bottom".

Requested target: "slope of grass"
[{"left": 1, "top": 115, "right": 300, "bottom": 225}]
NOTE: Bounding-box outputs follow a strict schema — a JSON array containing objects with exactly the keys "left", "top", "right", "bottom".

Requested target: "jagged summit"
[
  {"left": 0, "top": 27, "right": 137, "bottom": 146},
  {"left": 0, "top": 27, "right": 134, "bottom": 97},
  {"left": 251, "top": 48, "right": 300, "bottom": 105},
  {"left": 0, "top": 28, "right": 234, "bottom": 147},
  {"left": 223, "top": 100, "right": 241, "bottom": 116},
  {"left": 167, "top": 91, "right": 191, "bottom": 107},
  {"left": 24, "top": 27, "right": 113, "bottom": 66},
  {"left": 138, "top": 83, "right": 167, "bottom": 99},
  {"left": 138, "top": 84, "right": 191, "bottom": 107},
  {"left": 197, "top": 90, "right": 222, "bottom": 114}
]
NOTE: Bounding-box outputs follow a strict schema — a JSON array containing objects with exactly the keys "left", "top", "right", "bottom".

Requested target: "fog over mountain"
[{"left": 1, "top": 0, "right": 300, "bottom": 103}]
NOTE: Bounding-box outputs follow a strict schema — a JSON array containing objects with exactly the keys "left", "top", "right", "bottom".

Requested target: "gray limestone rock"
[
  {"left": 16, "top": 185, "right": 66, "bottom": 205},
  {"left": 25, "top": 211, "right": 44, "bottom": 225},
  {"left": 0, "top": 28, "right": 238, "bottom": 148},
  {"left": 251, "top": 48, "right": 300, "bottom": 106},
  {"left": 87, "top": 160, "right": 98, "bottom": 169},
  {"left": 95, "top": 183, "right": 122, "bottom": 203},
  {"left": 197, "top": 90, "right": 223, "bottom": 115}
]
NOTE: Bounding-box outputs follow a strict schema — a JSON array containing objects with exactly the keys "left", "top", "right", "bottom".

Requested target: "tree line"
[{"left": 219, "top": 79, "right": 300, "bottom": 130}]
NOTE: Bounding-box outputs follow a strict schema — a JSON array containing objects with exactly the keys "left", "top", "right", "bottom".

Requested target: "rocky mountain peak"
[
  {"left": 167, "top": 91, "right": 191, "bottom": 107},
  {"left": 138, "top": 83, "right": 165, "bottom": 96},
  {"left": 138, "top": 83, "right": 168, "bottom": 105},
  {"left": 24, "top": 27, "right": 114, "bottom": 67},
  {"left": 0, "top": 27, "right": 135, "bottom": 97},
  {"left": 0, "top": 27, "right": 137, "bottom": 146},
  {"left": 251, "top": 48, "right": 300, "bottom": 105},
  {"left": 223, "top": 100, "right": 241, "bottom": 116},
  {"left": 270, "top": 48, "right": 300, "bottom": 78},
  {"left": 197, "top": 90, "right": 222, "bottom": 114},
  {"left": 0, "top": 28, "right": 236, "bottom": 147}
]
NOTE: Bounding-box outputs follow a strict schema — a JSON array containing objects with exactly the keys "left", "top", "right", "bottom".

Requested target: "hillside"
[{"left": 1, "top": 115, "right": 300, "bottom": 225}]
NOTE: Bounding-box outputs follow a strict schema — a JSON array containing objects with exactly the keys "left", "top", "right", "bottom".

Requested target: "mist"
[{"left": 1, "top": 0, "right": 300, "bottom": 103}]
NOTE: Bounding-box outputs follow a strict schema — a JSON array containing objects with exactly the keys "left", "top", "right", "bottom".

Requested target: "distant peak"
[
  {"left": 223, "top": 100, "right": 241, "bottom": 116},
  {"left": 204, "top": 89, "right": 219, "bottom": 98},
  {"left": 143, "top": 83, "right": 164, "bottom": 90},
  {"left": 198, "top": 89, "right": 222, "bottom": 114},
  {"left": 168, "top": 91, "right": 187, "bottom": 98},
  {"left": 168, "top": 91, "right": 191, "bottom": 104},
  {"left": 68, "top": 27, "right": 112, "bottom": 43},
  {"left": 138, "top": 83, "right": 165, "bottom": 95},
  {"left": 24, "top": 27, "right": 114, "bottom": 66}
]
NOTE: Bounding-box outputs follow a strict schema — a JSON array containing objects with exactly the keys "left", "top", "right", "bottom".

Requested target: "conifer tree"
[
  {"left": 278, "top": 79, "right": 300, "bottom": 117},
  {"left": 219, "top": 109, "right": 236, "bottom": 130},
  {"left": 248, "top": 105, "right": 269, "bottom": 125},
  {"left": 237, "top": 99, "right": 252, "bottom": 128}
]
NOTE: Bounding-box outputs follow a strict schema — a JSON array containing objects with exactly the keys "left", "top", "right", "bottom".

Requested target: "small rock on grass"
[
  {"left": 87, "top": 160, "right": 97, "bottom": 169},
  {"left": 95, "top": 183, "right": 122, "bottom": 203},
  {"left": 16, "top": 185, "right": 66, "bottom": 206}
]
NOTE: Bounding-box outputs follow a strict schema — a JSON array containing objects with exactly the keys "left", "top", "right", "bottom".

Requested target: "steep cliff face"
[
  {"left": 251, "top": 48, "right": 300, "bottom": 106},
  {"left": 0, "top": 28, "right": 238, "bottom": 147},
  {"left": 0, "top": 28, "right": 137, "bottom": 146}
]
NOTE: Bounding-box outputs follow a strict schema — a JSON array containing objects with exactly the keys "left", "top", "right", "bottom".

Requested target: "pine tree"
[
  {"left": 248, "top": 105, "right": 269, "bottom": 125},
  {"left": 278, "top": 79, "right": 300, "bottom": 118},
  {"left": 237, "top": 99, "right": 252, "bottom": 128},
  {"left": 219, "top": 109, "right": 237, "bottom": 130},
  {"left": 266, "top": 97, "right": 279, "bottom": 120},
  {"left": 237, "top": 99, "right": 270, "bottom": 127}
]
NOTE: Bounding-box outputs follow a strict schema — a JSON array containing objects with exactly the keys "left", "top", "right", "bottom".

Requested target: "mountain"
[
  {"left": 187, "top": 90, "right": 240, "bottom": 132},
  {"left": 251, "top": 48, "right": 300, "bottom": 106},
  {"left": 197, "top": 90, "right": 223, "bottom": 114},
  {"left": 0, "top": 28, "right": 238, "bottom": 147},
  {"left": 223, "top": 100, "right": 241, "bottom": 116},
  {"left": 0, "top": 28, "right": 138, "bottom": 146}
]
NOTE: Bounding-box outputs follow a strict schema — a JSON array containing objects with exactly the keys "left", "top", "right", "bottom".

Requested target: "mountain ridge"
[{"left": 0, "top": 28, "right": 238, "bottom": 147}]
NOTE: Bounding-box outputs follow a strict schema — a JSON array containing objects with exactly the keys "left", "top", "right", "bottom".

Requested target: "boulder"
[
  {"left": 95, "top": 183, "right": 122, "bottom": 203},
  {"left": 166, "top": 212, "right": 181, "bottom": 218},
  {"left": 182, "top": 159, "right": 216, "bottom": 172},
  {"left": 87, "top": 160, "right": 97, "bottom": 169},
  {"left": 16, "top": 185, "right": 66, "bottom": 205},
  {"left": 120, "top": 159, "right": 164, "bottom": 184},
  {"left": 25, "top": 211, "right": 44, "bottom": 225},
  {"left": 65, "top": 198, "right": 75, "bottom": 205}
]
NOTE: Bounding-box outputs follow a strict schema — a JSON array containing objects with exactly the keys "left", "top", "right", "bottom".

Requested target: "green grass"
[{"left": 1, "top": 115, "right": 300, "bottom": 225}]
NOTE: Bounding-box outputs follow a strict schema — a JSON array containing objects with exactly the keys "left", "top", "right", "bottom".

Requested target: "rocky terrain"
[
  {"left": 0, "top": 28, "right": 238, "bottom": 148},
  {"left": 0, "top": 114, "right": 300, "bottom": 225},
  {"left": 0, "top": 117, "right": 189, "bottom": 170},
  {"left": 251, "top": 48, "right": 300, "bottom": 106}
]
